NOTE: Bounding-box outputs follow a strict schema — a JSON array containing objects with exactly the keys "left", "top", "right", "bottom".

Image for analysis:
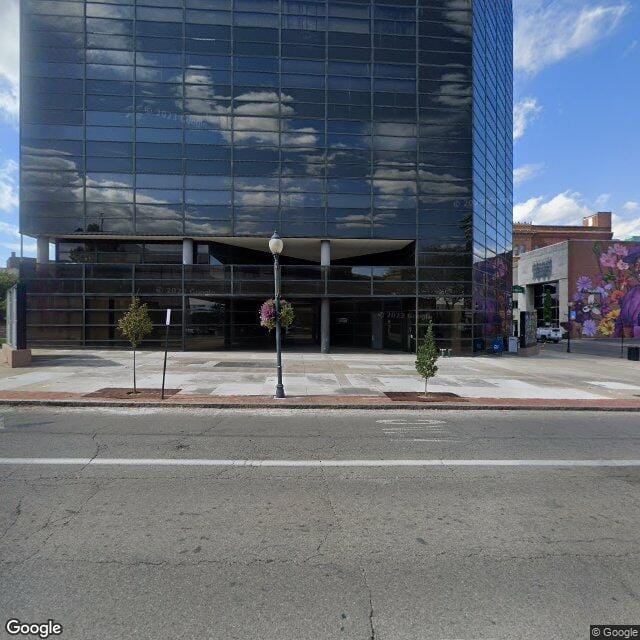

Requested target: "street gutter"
[{"left": 0, "top": 399, "right": 638, "bottom": 411}]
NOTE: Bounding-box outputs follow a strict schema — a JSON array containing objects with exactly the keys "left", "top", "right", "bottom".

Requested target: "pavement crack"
[
  {"left": 317, "top": 477, "right": 338, "bottom": 555},
  {"left": 0, "top": 496, "right": 23, "bottom": 539},
  {"left": 199, "top": 413, "right": 223, "bottom": 436},
  {"left": 361, "top": 566, "right": 376, "bottom": 640},
  {"left": 303, "top": 465, "right": 341, "bottom": 562},
  {"left": 66, "top": 482, "right": 106, "bottom": 523},
  {"left": 78, "top": 432, "right": 102, "bottom": 473},
  {"left": 617, "top": 577, "right": 640, "bottom": 601},
  {"left": 17, "top": 480, "right": 107, "bottom": 565}
]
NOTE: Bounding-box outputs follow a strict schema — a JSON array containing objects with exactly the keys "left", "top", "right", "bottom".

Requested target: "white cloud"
[
  {"left": 594, "top": 193, "right": 612, "bottom": 208},
  {"left": 0, "top": 158, "right": 18, "bottom": 214},
  {"left": 513, "top": 191, "right": 592, "bottom": 225},
  {"left": 624, "top": 40, "right": 638, "bottom": 57},
  {"left": 0, "top": 83, "right": 18, "bottom": 123},
  {"left": 513, "top": 98, "right": 542, "bottom": 141},
  {"left": 514, "top": 1, "right": 629, "bottom": 75},
  {"left": 0, "top": 0, "right": 19, "bottom": 124},
  {"left": 513, "top": 196, "right": 544, "bottom": 222},
  {"left": 0, "top": 220, "right": 20, "bottom": 238},
  {"left": 515, "top": 192, "right": 640, "bottom": 240},
  {"left": 513, "top": 163, "right": 545, "bottom": 186},
  {"left": 0, "top": 222, "right": 37, "bottom": 258},
  {"left": 0, "top": 241, "right": 36, "bottom": 256},
  {"left": 612, "top": 214, "right": 640, "bottom": 239}
]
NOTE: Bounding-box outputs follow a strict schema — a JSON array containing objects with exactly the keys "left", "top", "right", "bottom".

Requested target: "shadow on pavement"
[{"left": 31, "top": 354, "right": 123, "bottom": 368}]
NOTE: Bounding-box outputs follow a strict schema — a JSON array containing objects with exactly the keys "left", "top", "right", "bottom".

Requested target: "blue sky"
[
  {"left": 0, "top": 0, "right": 638, "bottom": 264},
  {"left": 513, "top": 0, "right": 640, "bottom": 239}
]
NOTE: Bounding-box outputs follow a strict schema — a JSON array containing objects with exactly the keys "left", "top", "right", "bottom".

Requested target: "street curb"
[{"left": 0, "top": 399, "right": 638, "bottom": 411}]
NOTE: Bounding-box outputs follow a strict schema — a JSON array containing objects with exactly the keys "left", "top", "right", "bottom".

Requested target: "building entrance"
[
  {"left": 184, "top": 297, "right": 415, "bottom": 352},
  {"left": 533, "top": 282, "right": 560, "bottom": 327},
  {"left": 184, "top": 298, "right": 321, "bottom": 351},
  {"left": 284, "top": 302, "right": 320, "bottom": 348}
]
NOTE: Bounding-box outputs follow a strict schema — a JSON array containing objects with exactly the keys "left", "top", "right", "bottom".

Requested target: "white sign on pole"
[{"left": 165, "top": 309, "right": 171, "bottom": 326}]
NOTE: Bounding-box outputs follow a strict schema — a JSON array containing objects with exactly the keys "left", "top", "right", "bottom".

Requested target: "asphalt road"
[{"left": 1, "top": 407, "right": 640, "bottom": 640}]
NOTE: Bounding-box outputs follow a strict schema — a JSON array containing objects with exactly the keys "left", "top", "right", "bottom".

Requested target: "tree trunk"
[
  {"left": 424, "top": 378, "right": 428, "bottom": 397},
  {"left": 133, "top": 347, "right": 136, "bottom": 393}
]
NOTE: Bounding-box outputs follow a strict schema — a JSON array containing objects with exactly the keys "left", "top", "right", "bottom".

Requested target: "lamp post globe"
[{"left": 269, "top": 231, "right": 283, "bottom": 256}]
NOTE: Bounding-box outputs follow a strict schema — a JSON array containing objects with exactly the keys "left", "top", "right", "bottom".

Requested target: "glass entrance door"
[{"left": 284, "top": 301, "right": 320, "bottom": 348}]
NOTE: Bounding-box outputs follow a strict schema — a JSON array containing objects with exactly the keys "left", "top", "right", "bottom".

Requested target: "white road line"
[
  {"left": 377, "top": 419, "right": 446, "bottom": 425},
  {"left": 1, "top": 458, "right": 640, "bottom": 468},
  {"left": 388, "top": 439, "right": 461, "bottom": 443},
  {"left": 383, "top": 430, "right": 449, "bottom": 435},
  {"left": 382, "top": 426, "right": 447, "bottom": 431}
]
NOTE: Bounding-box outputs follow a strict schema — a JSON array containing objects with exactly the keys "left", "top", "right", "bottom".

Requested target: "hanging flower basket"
[{"left": 260, "top": 299, "right": 295, "bottom": 331}]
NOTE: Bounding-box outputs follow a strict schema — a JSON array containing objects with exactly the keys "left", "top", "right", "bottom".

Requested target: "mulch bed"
[
  {"left": 384, "top": 391, "right": 465, "bottom": 403},
  {"left": 84, "top": 388, "right": 181, "bottom": 400}
]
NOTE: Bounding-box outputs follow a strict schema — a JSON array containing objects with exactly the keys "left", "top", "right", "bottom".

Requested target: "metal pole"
[
  {"left": 621, "top": 324, "right": 624, "bottom": 358},
  {"left": 161, "top": 310, "right": 171, "bottom": 400},
  {"left": 566, "top": 307, "right": 571, "bottom": 354},
  {"left": 274, "top": 254, "right": 285, "bottom": 398}
]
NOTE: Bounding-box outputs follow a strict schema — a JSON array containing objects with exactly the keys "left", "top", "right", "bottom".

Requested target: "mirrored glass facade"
[{"left": 19, "top": 0, "right": 512, "bottom": 353}]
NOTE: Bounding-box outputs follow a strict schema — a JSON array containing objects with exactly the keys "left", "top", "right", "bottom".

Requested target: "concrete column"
[
  {"left": 320, "top": 240, "right": 331, "bottom": 353},
  {"left": 36, "top": 237, "right": 49, "bottom": 264},
  {"left": 321, "top": 298, "right": 330, "bottom": 353},
  {"left": 525, "top": 285, "right": 535, "bottom": 314},
  {"left": 558, "top": 277, "right": 569, "bottom": 324},
  {"left": 182, "top": 238, "right": 194, "bottom": 265},
  {"left": 320, "top": 239, "right": 331, "bottom": 267}
]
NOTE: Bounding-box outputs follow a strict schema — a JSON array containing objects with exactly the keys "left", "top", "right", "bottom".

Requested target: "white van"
[{"left": 536, "top": 326, "right": 564, "bottom": 343}]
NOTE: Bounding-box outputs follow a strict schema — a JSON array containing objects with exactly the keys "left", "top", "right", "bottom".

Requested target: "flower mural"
[
  {"left": 473, "top": 253, "right": 513, "bottom": 340},
  {"left": 574, "top": 243, "right": 640, "bottom": 338}
]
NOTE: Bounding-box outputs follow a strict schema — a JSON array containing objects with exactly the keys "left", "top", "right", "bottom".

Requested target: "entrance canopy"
[{"left": 210, "top": 237, "right": 413, "bottom": 262}]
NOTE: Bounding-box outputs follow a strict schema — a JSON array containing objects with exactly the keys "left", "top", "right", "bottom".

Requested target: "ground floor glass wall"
[
  {"left": 185, "top": 298, "right": 417, "bottom": 351},
  {"left": 20, "top": 262, "right": 510, "bottom": 354}
]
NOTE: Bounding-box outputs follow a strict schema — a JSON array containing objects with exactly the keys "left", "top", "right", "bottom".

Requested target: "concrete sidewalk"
[{"left": 0, "top": 344, "right": 638, "bottom": 409}]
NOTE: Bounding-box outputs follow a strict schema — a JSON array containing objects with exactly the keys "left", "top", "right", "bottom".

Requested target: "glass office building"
[{"left": 19, "top": 0, "right": 512, "bottom": 353}]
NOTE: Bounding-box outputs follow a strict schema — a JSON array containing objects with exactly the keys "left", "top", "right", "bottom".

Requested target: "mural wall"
[{"left": 573, "top": 243, "right": 640, "bottom": 338}]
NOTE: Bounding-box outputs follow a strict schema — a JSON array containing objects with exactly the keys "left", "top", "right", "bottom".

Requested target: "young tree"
[
  {"left": 543, "top": 288, "right": 554, "bottom": 326},
  {"left": 117, "top": 297, "right": 153, "bottom": 393},
  {"left": 0, "top": 269, "right": 18, "bottom": 319},
  {"left": 415, "top": 320, "right": 440, "bottom": 396}
]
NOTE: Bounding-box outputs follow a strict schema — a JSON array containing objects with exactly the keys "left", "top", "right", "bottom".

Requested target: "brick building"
[
  {"left": 513, "top": 212, "right": 613, "bottom": 257},
  {"left": 514, "top": 237, "right": 640, "bottom": 339}
]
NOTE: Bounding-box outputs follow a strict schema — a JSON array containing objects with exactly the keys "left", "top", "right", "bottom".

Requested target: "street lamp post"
[
  {"left": 567, "top": 302, "right": 574, "bottom": 354},
  {"left": 269, "top": 231, "right": 285, "bottom": 399}
]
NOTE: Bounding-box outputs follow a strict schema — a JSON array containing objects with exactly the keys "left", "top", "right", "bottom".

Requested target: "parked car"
[{"left": 536, "top": 326, "right": 564, "bottom": 343}]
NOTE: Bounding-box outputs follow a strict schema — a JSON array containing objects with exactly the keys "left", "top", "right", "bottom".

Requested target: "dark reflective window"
[{"left": 20, "top": 0, "right": 511, "bottom": 354}]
